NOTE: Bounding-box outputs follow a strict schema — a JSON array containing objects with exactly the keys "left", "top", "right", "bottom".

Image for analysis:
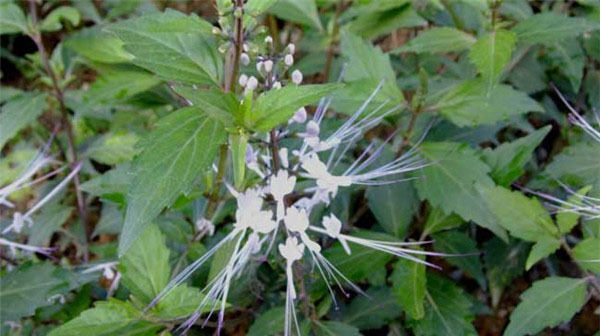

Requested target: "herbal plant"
[{"left": 0, "top": 1, "right": 599, "bottom": 336}]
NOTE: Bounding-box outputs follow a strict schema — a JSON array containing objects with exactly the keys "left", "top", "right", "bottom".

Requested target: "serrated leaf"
[
  {"left": 268, "top": 0, "right": 322, "bottom": 30},
  {"left": 152, "top": 284, "right": 214, "bottom": 319},
  {"left": 469, "top": 29, "right": 516, "bottom": 89},
  {"left": 525, "top": 237, "right": 560, "bottom": 270},
  {"left": 66, "top": 26, "right": 133, "bottom": 63},
  {"left": 484, "top": 238, "right": 528, "bottom": 307},
  {"left": 390, "top": 251, "right": 426, "bottom": 319},
  {"left": 407, "top": 273, "right": 476, "bottom": 336},
  {"left": 548, "top": 39, "right": 585, "bottom": 91},
  {"left": 40, "top": 6, "right": 80, "bottom": 32},
  {"left": 414, "top": 142, "right": 508, "bottom": 240},
  {"left": 572, "top": 238, "right": 600, "bottom": 274},
  {"left": 342, "top": 287, "right": 401, "bottom": 330},
  {"left": 348, "top": 2, "right": 426, "bottom": 39},
  {"left": 394, "top": 27, "right": 476, "bottom": 54},
  {"left": 512, "top": 13, "right": 593, "bottom": 46},
  {"left": 47, "top": 299, "right": 160, "bottom": 336},
  {"left": 433, "top": 230, "right": 486, "bottom": 289},
  {"left": 366, "top": 181, "right": 418, "bottom": 238},
  {"left": 118, "top": 223, "right": 170, "bottom": 304},
  {"left": 247, "top": 306, "right": 285, "bottom": 336},
  {"left": 0, "top": 92, "right": 47, "bottom": 149},
  {"left": 87, "top": 132, "right": 140, "bottom": 165},
  {"left": 481, "top": 126, "right": 551, "bottom": 186},
  {"left": 0, "top": 2, "right": 28, "bottom": 35},
  {"left": 80, "top": 163, "right": 131, "bottom": 199},
  {"left": 557, "top": 186, "right": 593, "bottom": 234},
  {"left": 119, "top": 107, "right": 225, "bottom": 256},
  {"left": 435, "top": 79, "right": 543, "bottom": 127},
  {"left": 421, "top": 207, "right": 464, "bottom": 237},
  {"left": 543, "top": 141, "right": 600, "bottom": 188},
  {"left": 0, "top": 262, "right": 70, "bottom": 321},
  {"left": 503, "top": 277, "right": 588, "bottom": 336},
  {"left": 477, "top": 185, "right": 558, "bottom": 242},
  {"left": 251, "top": 84, "right": 342, "bottom": 132},
  {"left": 316, "top": 321, "right": 363, "bottom": 336},
  {"left": 106, "top": 10, "right": 222, "bottom": 86},
  {"left": 172, "top": 86, "right": 237, "bottom": 127}
]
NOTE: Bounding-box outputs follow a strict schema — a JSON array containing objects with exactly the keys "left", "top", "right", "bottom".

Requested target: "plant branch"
[{"left": 28, "top": 0, "right": 89, "bottom": 260}]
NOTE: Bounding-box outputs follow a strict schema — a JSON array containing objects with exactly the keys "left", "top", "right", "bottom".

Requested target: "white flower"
[
  {"left": 265, "top": 35, "right": 273, "bottom": 44},
  {"left": 279, "top": 148, "right": 289, "bottom": 169},
  {"left": 278, "top": 236, "right": 305, "bottom": 262},
  {"left": 291, "top": 70, "right": 303, "bottom": 84},
  {"left": 301, "top": 154, "right": 351, "bottom": 199},
  {"left": 284, "top": 206, "right": 309, "bottom": 233},
  {"left": 269, "top": 170, "right": 296, "bottom": 202},
  {"left": 289, "top": 107, "right": 307, "bottom": 124},
  {"left": 245, "top": 145, "right": 265, "bottom": 178},
  {"left": 243, "top": 43, "right": 249, "bottom": 52},
  {"left": 284, "top": 54, "right": 294, "bottom": 66},
  {"left": 322, "top": 214, "right": 351, "bottom": 254},
  {"left": 195, "top": 217, "right": 215, "bottom": 237},
  {"left": 299, "top": 120, "right": 319, "bottom": 138},
  {"left": 273, "top": 81, "right": 282, "bottom": 89},
  {"left": 287, "top": 43, "right": 295, "bottom": 54},
  {"left": 246, "top": 76, "right": 258, "bottom": 91},
  {"left": 240, "top": 53, "right": 250, "bottom": 66},
  {"left": 256, "top": 61, "right": 264, "bottom": 73},
  {"left": 264, "top": 60, "right": 274, "bottom": 72},
  {"left": 238, "top": 74, "right": 248, "bottom": 87}
]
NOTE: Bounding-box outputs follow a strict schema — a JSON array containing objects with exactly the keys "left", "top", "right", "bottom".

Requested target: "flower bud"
[
  {"left": 265, "top": 35, "right": 273, "bottom": 44},
  {"left": 264, "top": 60, "right": 273, "bottom": 72},
  {"left": 287, "top": 43, "right": 295, "bottom": 54},
  {"left": 291, "top": 69, "right": 303, "bottom": 84},
  {"left": 284, "top": 54, "right": 294, "bottom": 66},
  {"left": 256, "top": 61, "right": 264, "bottom": 73},
  {"left": 212, "top": 27, "right": 221, "bottom": 35},
  {"left": 292, "top": 107, "right": 307, "bottom": 123},
  {"left": 238, "top": 74, "right": 248, "bottom": 87},
  {"left": 240, "top": 53, "right": 250, "bottom": 66},
  {"left": 243, "top": 43, "right": 249, "bottom": 52},
  {"left": 273, "top": 81, "right": 282, "bottom": 89},
  {"left": 246, "top": 76, "right": 258, "bottom": 91}
]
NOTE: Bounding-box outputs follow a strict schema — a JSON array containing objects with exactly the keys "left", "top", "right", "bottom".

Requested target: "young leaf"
[
  {"left": 434, "top": 79, "right": 543, "bottom": 127},
  {"left": 250, "top": 84, "right": 341, "bottom": 132},
  {"left": 393, "top": 27, "right": 476, "bottom": 54},
  {"left": 390, "top": 251, "right": 426, "bottom": 319},
  {"left": 119, "top": 107, "right": 226, "bottom": 256},
  {"left": 512, "top": 12, "right": 593, "bottom": 46},
  {"left": 414, "top": 142, "right": 508, "bottom": 241},
  {"left": 40, "top": 6, "right": 81, "bottom": 32},
  {"left": 342, "top": 287, "right": 402, "bottom": 330},
  {"left": 0, "top": 2, "right": 28, "bottom": 35},
  {"left": 503, "top": 277, "right": 588, "bottom": 336},
  {"left": 469, "top": 29, "right": 517, "bottom": 89},
  {"left": 366, "top": 181, "right": 418, "bottom": 238},
  {"left": 433, "top": 230, "right": 486, "bottom": 289},
  {"left": 572, "top": 238, "right": 600, "bottom": 274},
  {"left": 118, "top": 223, "right": 170, "bottom": 304},
  {"left": 47, "top": 299, "right": 161, "bottom": 336},
  {"left": 0, "top": 92, "right": 48, "bottom": 149},
  {"left": 268, "top": 0, "right": 322, "bottom": 31},
  {"left": 407, "top": 273, "right": 476, "bottom": 336},
  {"left": 480, "top": 126, "right": 551, "bottom": 186},
  {"left": 484, "top": 238, "right": 528, "bottom": 307},
  {"left": 106, "top": 10, "right": 222, "bottom": 86}
]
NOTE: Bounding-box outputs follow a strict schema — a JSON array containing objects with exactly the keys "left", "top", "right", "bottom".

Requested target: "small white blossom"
[
  {"left": 265, "top": 35, "right": 273, "bottom": 45},
  {"left": 246, "top": 76, "right": 258, "bottom": 91},
  {"left": 264, "top": 60, "right": 274, "bottom": 72},
  {"left": 291, "top": 70, "right": 303, "bottom": 84},
  {"left": 284, "top": 54, "right": 294, "bottom": 66},
  {"left": 273, "top": 81, "right": 282, "bottom": 89},
  {"left": 278, "top": 236, "right": 305, "bottom": 263},
  {"left": 287, "top": 43, "right": 295, "bottom": 54},
  {"left": 322, "top": 214, "right": 351, "bottom": 254},
  {"left": 240, "top": 53, "right": 250, "bottom": 66},
  {"left": 238, "top": 74, "right": 248, "bottom": 87},
  {"left": 279, "top": 148, "right": 289, "bottom": 169},
  {"left": 256, "top": 61, "right": 264, "bottom": 73},
  {"left": 290, "top": 107, "right": 307, "bottom": 124},
  {"left": 269, "top": 170, "right": 296, "bottom": 220}
]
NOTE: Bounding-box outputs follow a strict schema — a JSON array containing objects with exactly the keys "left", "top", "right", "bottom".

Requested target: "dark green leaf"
[
  {"left": 390, "top": 251, "right": 426, "bottom": 319},
  {"left": 366, "top": 181, "right": 418, "bottom": 238},
  {"left": 0, "top": 2, "right": 28, "bottom": 35},
  {"left": 342, "top": 287, "right": 401, "bottom": 330},
  {"left": 433, "top": 230, "right": 486, "bottom": 289},
  {"left": 0, "top": 92, "right": 47, "bottom": 149},
  {"left": 316, "top": 321, "right": 363, "bottom": 336},
  {"left": 483, "top": 238, "right": 528, "bottom": 307},
  {"left": 572, "top": 238, "right": 600, "bottom": 274},
  {"left": 393, "top": 27, "right": 476, "bottom": 54},
  {"left": 421, "top": 207, "right": 464, "bottom": 238},
  {"left": 512, "top": 13, "right": 594, "bottom": 46},
  {"left": 40, "top": 6, "right": 80, "bottom": 32},
  {"left": 247, "top": 306, "right": 285, "bottom": 336}
]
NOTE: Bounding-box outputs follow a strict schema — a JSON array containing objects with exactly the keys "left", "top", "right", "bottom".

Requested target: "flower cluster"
[{"left": 149, "top": 81, "right": 444, "bottom": 335}]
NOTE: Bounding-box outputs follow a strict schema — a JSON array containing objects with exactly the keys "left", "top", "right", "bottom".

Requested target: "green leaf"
[
  {"left": 118, "top": 223, "right": 170, "bottom": 304},
  {"left": 119, "top": 107, "right": 225, "bottom": 256},
  {"left": 390, "top": 251, "right": 426, "bottom": 319},
  {"left": 268, "top": 0, "right": 322, "bottom": 31},
  {"left": 421, "top": 207, "right": 464, "bottom": 237},
  {"left": 525, "top": 238, "right": 560, "bottom": 270},
  {"left": 342, "top": 287, "right": 402, "bottom": 330},
  {"left": 47, "top": 299, "right": 161, "bottom": 336},
  {"left": 543, "top": 141, "right": 600, "bottom": 188},
  {"left": 245, "top": 0, "right": 278, "bottom": 16},
  {"left": 40, "top": 6, "right": 80, "bottom": 32},
  {"left": 435, "top": 79, "right": 543, "bottom": 127},
  {"left": 250, "top": 84, "right": 341, "bottom": 132},
  {"left": 469, "top": 29, "right": 517, "bottom": 89},
  {"left": 557, "top": 186, "right": 593, "bottom": 234},
  {"left": 0, "top": 262, "right": 70, "bottom": 321},
  {"left": 0, "top": 92, "right": 47, "bottom": 149},
  {"left": 366, "top": 181, "right": 418, "bottom": 238},
  {"left": 348, "top": 2, "right": 427, "bottom": 39},
  {"left": 80, "top": 163, "right": 131, "bottom": 199},
  {"left": 172, "top": 86, "right": 237, "bottom": 127},
  {"left": 0, "top": 2, "right": 28, "bottom": 35},
  {"left": 29, "top": 204, "right": 73, "bottom": 247},
  {"left": 414, "top": 142, "right": 508, "bottom": 240},
  {"left": 503, "top": 277, "right": 588, "bottom": 336},
  {"left": 247, "top": 306, "right": 285, "bottom": 336},
  {"left": 407, "top": 273, "right": 476, "bottom": 336},
  {"left": 512, "top": 13, "right": 593, "bottom": 46},
  {"left": 93, "top": 202, "right": 123, "bottom": 237},
  {"left": 152, "top": 284, "right": 213, "bottom": 319},
  {"left": 316, "top": 321, "right": 363, "bottom": 336},
  {"left": 66, "top": 26, "right": 133, "bottom": 63},
  {"left": 106, "top": 9, "right": 222, "bottom": 86},
  {"left": 433, "top": 230, "right": 486, "bottom": 289},
  {"left": 484, "top": 238, "right": 528, "bottom": 307},
  {"left": 481, "top": 126, "right": 551, "bottom": 186},
  {"left": 87, "top": 132, "right": 140, "bottom": 165},
  {"left": 394, "top": 27, "right": 476, "bottom": 54},
  {"left": 341, "top": 31, "right": 403, "bottom": 107},
  {"left": 477, "top": 185, "right": 559, "bottom": 242},
  {"left": 548, "top": 39, "right": 585, "bottom": 91},
  {"left": 572, "top": 238, "right": 600, "bottom": 274}
]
